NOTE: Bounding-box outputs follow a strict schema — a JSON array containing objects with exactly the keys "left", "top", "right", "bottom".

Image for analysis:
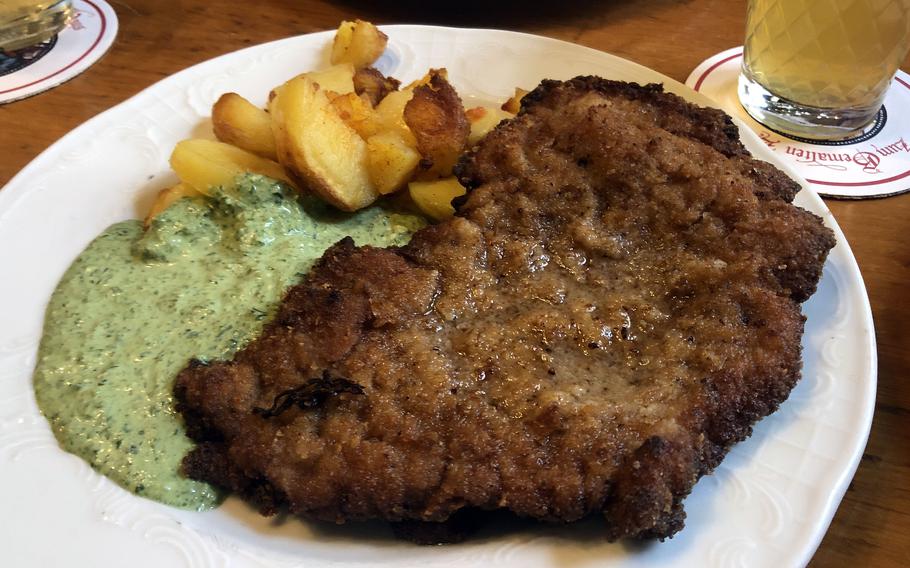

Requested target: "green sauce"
[{"left": 33, "top": 175, "right": 425, "bottom": 510}]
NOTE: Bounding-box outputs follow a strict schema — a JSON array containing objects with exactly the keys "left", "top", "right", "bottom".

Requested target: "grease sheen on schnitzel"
[{"left": 175, "top": 77, "right": 835, "bottom": 541}]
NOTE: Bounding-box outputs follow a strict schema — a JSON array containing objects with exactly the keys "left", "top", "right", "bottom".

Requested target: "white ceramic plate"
[{"left": 0, "top": 26, "right": 876, "bottom": 568}]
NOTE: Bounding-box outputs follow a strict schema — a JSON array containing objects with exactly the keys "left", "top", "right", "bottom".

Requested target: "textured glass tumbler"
[
  {"left": 0, "top": 0, "right": 72, "bottom": 51},
  {"left": 738, "top": 0, "right": 910, "bottom": 140}
]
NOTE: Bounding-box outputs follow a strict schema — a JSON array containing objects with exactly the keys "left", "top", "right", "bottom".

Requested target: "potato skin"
[
  {"left": 212, "top": 93, "right": 277, "bottom": 161},
  {"left": 269, "top": 76, "right": 379, "bottom": 211},
  {"left": 403, "top": 70, "right": 470, "bottom": 179}
]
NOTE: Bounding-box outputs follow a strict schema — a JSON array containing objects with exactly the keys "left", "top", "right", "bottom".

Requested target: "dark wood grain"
[{"left": 1, "top": 1, "right": 907, "bottom": 565}]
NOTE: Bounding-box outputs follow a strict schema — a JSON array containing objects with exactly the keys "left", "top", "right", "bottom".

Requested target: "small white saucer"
[
  {"left": 0, "top": 0, "right": 118, "bottom": 104},
  {"left": 687, "top": 47, "right": 910, "bottom": 199}
]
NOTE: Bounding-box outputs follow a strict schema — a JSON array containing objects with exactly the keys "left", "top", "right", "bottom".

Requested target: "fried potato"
[
  {"left": 408, "top": 177, "right": 466, "bottom": 221},
  {"left": 301, "top": 63, "right": 355, "bottom": 94},
  {"left": 353, "top": 66, "right": 400, "bottom": 106},
  {"left": 330, "top": 91, "right": 383, "bottom": 139},
  {"left": 367, "top": 131, "right": 421, "bottom": 194},
  {"left": 403, "top": 70, "right": 470, "bottom": 178},
  {"left": 169, "top": 139, "right": 295, "bottom": 195},
  {"left": 270, "top": 76, "right": 378, "bottom": 211},
  {"left": 466, "top": 106, "right": 514, "bottom": 145},
  {"left": 211, "top": 93, "right": 277, "bottom": 160},
  {"left": 330, "top": 20, "right": 388, "bottom": 69},
  {"left": 404, "top": 68, "right": 448, "bottom": 91},
  {"left": 144, "top": 183, "right": 200, "bottom": 227},
  {"left": 501, "top": 87, "right": 529, "bottom": 114},
  {"left": 375, "top": 89, "right": 417, "bottom": 146},
  {"left": 370, "top": 70, "right": 456, "bottom": 153}
]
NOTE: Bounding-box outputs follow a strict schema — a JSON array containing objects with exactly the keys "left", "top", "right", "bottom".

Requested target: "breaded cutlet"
[{"left": 175, "top": 77, "right": 835, "bottom": 541}]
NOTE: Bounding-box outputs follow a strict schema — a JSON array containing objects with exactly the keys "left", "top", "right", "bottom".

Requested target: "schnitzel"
[
  {"left": 175, "top": 77, "right": 835, "bottom": 541},
  {"left": 176, "top": 77, "right": 835, "bottom": 540}
]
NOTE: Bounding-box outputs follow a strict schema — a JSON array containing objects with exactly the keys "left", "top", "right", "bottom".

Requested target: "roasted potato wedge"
[
  {"left": 330, "top": 91, "right": 383, "bottom": 139},
  {"left": 408, "top": 177, "right": 466, "bottom": 221},
  {"left": 144, "top": 183, "right": 200, "bottom": 227},
  {"left": 331, "top": 20, "right": 388, "bottom": 69},
  {"left": 169, "top": 139, "right": 294, "bottom": 195},
  {"left": 301, "top": 63, "right": 355, "bottom": 94},
  {"left": 501, "top": 87, "right": 529, "bottom": 114},
  {"left": 466, "top": 106, "right": 514, "bottom": 145},
  {"left": 353, "top": 66, "right": 400, "bottom": 106},
  {"left": 367, "top": 131, "right": 421, "bottom": 194},
  {"left": 270, "top": 76, "right": 378, "bottom": 211},
  {"left": 375, "top": 88, "right": 417, "bottom": 147},
  {"left": 212, "top": 93, "right": 277, "bottom": 160},
  {"left": 403, "top": 70, "right": 470, "bottom": 178}
]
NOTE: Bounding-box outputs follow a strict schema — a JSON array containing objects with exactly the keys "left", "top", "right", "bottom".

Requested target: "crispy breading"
[
  {"left": 353, "top": 66, "right": 401, "bottom": 107},
  {"left": 403, "top": 70, "right": 470, "bottom": 178},
  {"left": 175, "top": 77, "right": 835, "bottom": 541}
]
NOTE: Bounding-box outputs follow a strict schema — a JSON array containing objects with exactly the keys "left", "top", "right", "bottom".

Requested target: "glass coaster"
[
  {"left": 0, "top": 0, "right": 117, "bottom": 104},
  {"left": 687, "top": 47, "right": 910, "bottom": 199}
]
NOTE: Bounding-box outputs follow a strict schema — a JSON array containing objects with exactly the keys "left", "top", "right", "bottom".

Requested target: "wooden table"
[{"left": 1, "top": 1, "right": 907, "bottom": 565}]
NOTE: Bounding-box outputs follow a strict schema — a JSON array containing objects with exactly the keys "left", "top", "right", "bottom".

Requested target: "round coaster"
[
  {"left": 687, "top": 47, "right": 910, "bottom": 199},
  {"left": 0, "top": 0, "right": 118, "bottom": 104}
]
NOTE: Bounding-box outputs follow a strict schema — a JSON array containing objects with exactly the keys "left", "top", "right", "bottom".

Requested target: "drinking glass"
[
  {"left": 0, "top": 0, "right": 72, "bottom": 52},
  {"left": 738, "top": 0, "right": 910, "bottom": 140}
]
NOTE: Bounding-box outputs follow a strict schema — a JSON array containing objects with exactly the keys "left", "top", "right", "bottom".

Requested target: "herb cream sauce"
[{"left": 33, "top": 175, "right": 424, "bottom": 509}]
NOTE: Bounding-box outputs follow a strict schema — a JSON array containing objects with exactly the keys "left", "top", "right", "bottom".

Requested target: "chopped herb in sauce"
[{"left": 33, "top": 174, "right": 425, "bottom": 510}]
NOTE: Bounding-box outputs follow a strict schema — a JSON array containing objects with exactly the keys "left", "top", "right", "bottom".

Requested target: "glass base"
[{"left": 737, "top": 72, "right": 882, "bottom": 141}]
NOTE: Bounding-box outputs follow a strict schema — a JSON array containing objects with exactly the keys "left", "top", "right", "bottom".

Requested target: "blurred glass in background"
[{"left": 0, "top": 0, "right": 72, "bottom": 52}]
